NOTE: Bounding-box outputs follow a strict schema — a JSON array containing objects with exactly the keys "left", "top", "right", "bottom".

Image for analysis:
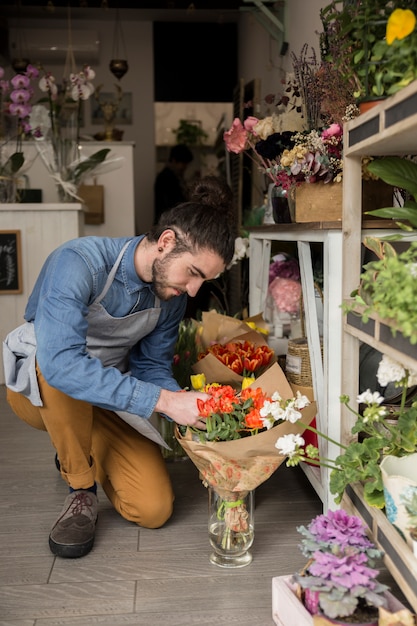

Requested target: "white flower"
[
  {"left": 260, "top": 399, "right": 285, "bottom": 422},
  {"left": 228, "top": 236, "right": 250, "bottom": 268},
  {"left": 275, "top": 433, "right": 305, "bottom": 457},
  {"left": 357, "top": 390, "right": 385, "bottom": 405},
  {"left": 29, "top": 104, "right": 51, "bottom": 139},
  {"left": 376, "top": 354, "right": 412, "bottom": 387},
  {"left": 283, "top": 405, "right": 303, "bottom": 423},
  {"left": 260, "top": 414, "right": 277, "bottom": 430},
  {"left": 294, "top": 391, "right": 310, "bottom": 409}
]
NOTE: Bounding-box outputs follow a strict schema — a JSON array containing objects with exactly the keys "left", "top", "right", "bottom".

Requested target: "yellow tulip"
[
  {"left": 386, "top": 8, "right": 416, "bottom": 45},
  {"left": 241, "top": 376, "right": 255, "bottom": 390},
  {"left": 246, "top": 321, "right": 269, "bottom": 335},
  {"left": 190, "top": 373, "right": 206, "bottom": 391}
]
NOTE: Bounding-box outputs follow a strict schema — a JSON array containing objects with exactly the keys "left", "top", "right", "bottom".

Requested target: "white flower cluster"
[
  {"left": 260, "top": 390, "right": 310, "bottom": 430},
  {"left": 377, "top": 354, "right": 417, "bottom": 388}
]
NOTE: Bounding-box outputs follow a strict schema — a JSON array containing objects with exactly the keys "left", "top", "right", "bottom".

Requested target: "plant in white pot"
[{"left": 275, "top": 354, "right": 417, "bottom": 510}]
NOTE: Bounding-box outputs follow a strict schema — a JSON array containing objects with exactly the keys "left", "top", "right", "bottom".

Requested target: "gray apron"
[
  {"left": 85, "top": 240, "right": 168, "bottom": 447},
  {"left": 3, "top": 241, "right": 169, "bottom": 448}
]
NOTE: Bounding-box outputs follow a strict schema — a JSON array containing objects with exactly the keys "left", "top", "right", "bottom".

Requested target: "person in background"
[
  {"left": 3, "top": 176, "right": 236, "bottom": 559},
  {"left": 154, "top": 143, "right": 194, "bottom": 223}
]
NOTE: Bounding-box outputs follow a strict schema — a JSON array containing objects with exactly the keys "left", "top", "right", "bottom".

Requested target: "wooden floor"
[{"left": 0, "top": 384, "right": 409, "bottom": 625}]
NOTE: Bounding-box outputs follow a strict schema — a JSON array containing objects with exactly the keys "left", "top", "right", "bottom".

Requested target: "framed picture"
[
  {"left": 91, "top": 92, "right": 133, "bottom": 125},
  {"left": 0, "top": 230, "right": 22, "bottom": 294}
]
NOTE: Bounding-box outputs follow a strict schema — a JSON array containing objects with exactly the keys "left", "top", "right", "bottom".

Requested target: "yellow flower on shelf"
[{"left": 386, "top": 8, "right": 416, "bottom": 45}]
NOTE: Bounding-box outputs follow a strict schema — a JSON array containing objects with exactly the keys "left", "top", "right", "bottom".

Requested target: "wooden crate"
[
  {"left": 342, "top": 482, "right": 417, "bottom": 613},
  {"left": 272, "top": 575, "right": 410, "bottom": 626},
  {"left": 294, "top": 180, "right": 393, "bottom": 223}
]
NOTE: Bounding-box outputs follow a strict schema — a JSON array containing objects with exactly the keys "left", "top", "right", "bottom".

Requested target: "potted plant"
[
  {"left": 173, "top": 119, "right": 208, "bottom": 146},
  {"left": 320, "top": 1, "right": 417, "bottom": 108},
  {"left": 275, "top": 352, "right": 417, "bottom": 509},
  {"left": 291, "top": 509, "right": 389, "bottom": 624},
  {"left": 365, "top": 156, "right": 417, "bottom": 230},
  {"left": 345, "top": 235, "right": 417, "bottom": 344}
]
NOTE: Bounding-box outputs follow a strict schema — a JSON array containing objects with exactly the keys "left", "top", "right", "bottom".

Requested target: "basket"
[
  {"left": 285, "top": 284, "right": 323, "bottom": 387},
  {"left": 285, "top": 337, "right": 323, "bottom": 387}
]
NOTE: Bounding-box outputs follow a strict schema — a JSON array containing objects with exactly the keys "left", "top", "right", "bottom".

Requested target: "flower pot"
[
  {"left": 359, "top": 99, "right": 386, "bottom": 115},
  {"left": 380, "top": 453, "right": 417, "bottom": 548},
  {"left": 294, "top": 180, "right": 393, "bottom": 223}
]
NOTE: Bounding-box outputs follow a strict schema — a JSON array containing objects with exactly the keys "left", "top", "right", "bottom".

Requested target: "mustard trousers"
[{"left": 6, "top": 364, "right": 174, "bottom": 528}]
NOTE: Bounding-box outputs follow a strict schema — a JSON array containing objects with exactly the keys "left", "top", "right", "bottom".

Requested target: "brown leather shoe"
[{"left": 49, "top": 490, "right": 98, "bottom": 558}]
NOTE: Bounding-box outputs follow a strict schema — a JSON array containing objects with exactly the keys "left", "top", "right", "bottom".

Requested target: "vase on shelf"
[
  {"left": 208, "top": 486, "right": 254, "bottom": 568},
  {"left": 0, "top": 176, "right": 17, "bottom": 203},
  {"left": 270, "top": 183, "right": 293, "bottom": 224}
]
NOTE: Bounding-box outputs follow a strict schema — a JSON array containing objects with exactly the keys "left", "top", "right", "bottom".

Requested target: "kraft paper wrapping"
[
  {"left": 175, "top": 362, "right": 317, "bottom": 494},
  {"left": 192, "top": 328, "right": 276, "bottom": 386}
]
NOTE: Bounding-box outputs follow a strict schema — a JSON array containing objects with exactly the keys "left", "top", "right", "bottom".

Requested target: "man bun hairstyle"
[{"left": 149, "top": 176, "right": 236, "bottom": 266}]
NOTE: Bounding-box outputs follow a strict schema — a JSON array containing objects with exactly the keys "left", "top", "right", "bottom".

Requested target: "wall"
[
  {"left": 5, "top": 16, "right": 154, "bottom": 235},
  {"left": 3, "top": 1, "right": 327, "bottom": 235}
]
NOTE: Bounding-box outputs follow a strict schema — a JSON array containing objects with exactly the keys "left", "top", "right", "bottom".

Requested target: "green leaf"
[
  {"left": 366, "top": 203, "right": 417, "bottom": 227},
  {"left": 73, "top": 148, "right": 111, "bottom": 183},
  {"left": 367, "top": 157, "right": 417, "bottom": 201},
  {"left": 0, "top": 152, "right": 24, "bottom": 176}
]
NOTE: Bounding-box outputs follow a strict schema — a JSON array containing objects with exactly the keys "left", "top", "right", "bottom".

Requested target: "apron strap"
[
  {"left": 93, "top": 240, "right": 161, "bottom": 310},
  {"left": 94, "top": 240, "right": 131, "bottom": 304}
]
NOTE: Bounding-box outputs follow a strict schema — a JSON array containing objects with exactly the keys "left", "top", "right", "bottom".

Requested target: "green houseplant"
[
  {"left": 345, "top": 235, "right": 417, "bottom": 344},
  {"left": 365, "top": 156, "right": 417, "bottom": 231},
  {"left": 320, "top": 1, "right": 417, "bottom": 106},
  {"left": 275, "top": 354, "right": 417, "bottom": 509}
]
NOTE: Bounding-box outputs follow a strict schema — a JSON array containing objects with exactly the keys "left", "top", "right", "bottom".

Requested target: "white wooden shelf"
[
  {"left": 248, "top": 222, "right": 344, "bottom": 510},
  {"left": 342, "top": 79, "right": 417, "bottom": 611}
]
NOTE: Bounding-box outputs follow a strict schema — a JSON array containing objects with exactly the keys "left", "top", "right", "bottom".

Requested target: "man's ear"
[{"left": 158, "top": 229, "right": 177, "bottom": 252}]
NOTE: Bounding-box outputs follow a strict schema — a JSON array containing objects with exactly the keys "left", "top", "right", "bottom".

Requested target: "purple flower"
[
  {"left": 309, "top": 551, "right": 379, "bottom": 591},
  {"left": 307, "top": 509, "right": 373, "bottom": 551},
  {"left": 269, "top": 257, "right": 300, "bottom": 283}
]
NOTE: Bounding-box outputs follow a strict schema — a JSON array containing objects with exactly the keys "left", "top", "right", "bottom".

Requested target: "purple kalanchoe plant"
[
  {"left": 297, "top": 509, "right": 380, "bottom": 561},
  {"left": 292, "top": 510, "right": 389, "bottom": 620}
]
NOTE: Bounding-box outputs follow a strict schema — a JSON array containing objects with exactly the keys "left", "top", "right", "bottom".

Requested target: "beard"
[{"left": 151, "top": 253, "right": 185, "bottom": 301}]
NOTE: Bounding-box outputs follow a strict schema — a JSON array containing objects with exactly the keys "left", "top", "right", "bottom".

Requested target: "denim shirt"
[{"left": 24, "top": 235, "right": 187, "bottom": 419}]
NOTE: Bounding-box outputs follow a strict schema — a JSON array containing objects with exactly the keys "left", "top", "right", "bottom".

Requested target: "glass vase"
[
  {"left": 0, "top": 176, "right": 17, "bottom": 203},
  {"left": 271, "top": 185, "right": 293, "bottom": 224},
  {"left": 159, "top": 416, "right": 188, "bottom": 461},
  {"left": 208, "top": 486, "right": 254, "bottom": 568}
]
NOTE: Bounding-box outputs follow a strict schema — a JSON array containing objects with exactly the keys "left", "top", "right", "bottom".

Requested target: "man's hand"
[{"left": 155, "top": 389, "right": 208, "bottom": 429}]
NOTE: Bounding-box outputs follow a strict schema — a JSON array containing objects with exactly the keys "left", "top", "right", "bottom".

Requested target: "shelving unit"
[
  {"left": 248, "top": 222, "right": 344, "bottom": 510},
  {"left": 342, "top": 80, "right": 417, "bottom": 611}
]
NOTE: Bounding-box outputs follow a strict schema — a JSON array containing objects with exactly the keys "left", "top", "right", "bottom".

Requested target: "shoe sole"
[
  {"left": 49, "top": 513, "right": 98, "bottom": 559},
  {"left": 49, "top": 534, "right": 95, "bottom": 558}
]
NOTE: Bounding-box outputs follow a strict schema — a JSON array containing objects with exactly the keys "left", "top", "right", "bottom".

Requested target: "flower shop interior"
[{"left": 2, "top": 0, "right": 417, "bottom": 624}]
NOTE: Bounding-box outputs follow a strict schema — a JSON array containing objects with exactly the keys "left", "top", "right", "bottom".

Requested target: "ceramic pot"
[
  {"left": 380, "top": 453, "right": 417, "bottom": 547},
  {"left": 358, "top": 99, "right": 386, "bottom": 115}
]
